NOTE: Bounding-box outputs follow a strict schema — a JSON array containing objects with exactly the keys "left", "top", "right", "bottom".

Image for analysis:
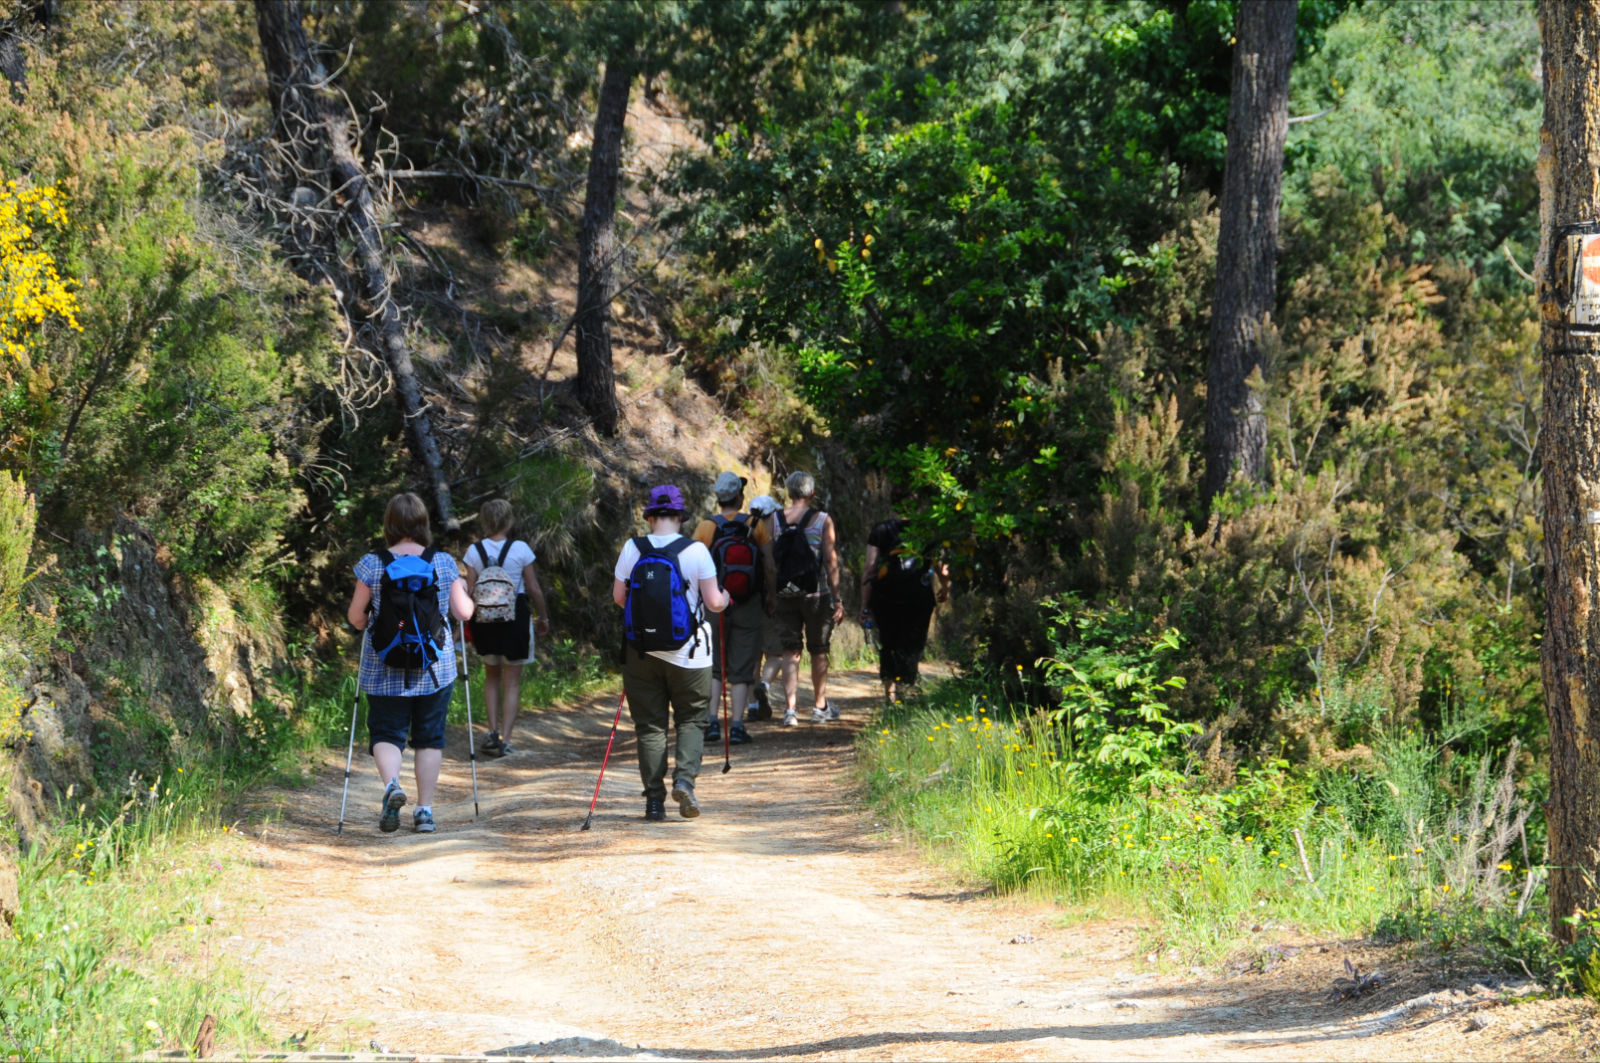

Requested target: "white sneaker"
[
  {"left": 827, "top": 701, "right": 841, "bottom": 721},
  {"left": 782, "top": 709, "right": 798, "bottom": 727},
  {"left": 810, "top": 706, "right": 829, "bottom": 724}
]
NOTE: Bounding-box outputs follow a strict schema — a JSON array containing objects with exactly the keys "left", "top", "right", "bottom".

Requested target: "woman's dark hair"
[{"left": 383, "top": 492, "right": 432, "bottom": 547}]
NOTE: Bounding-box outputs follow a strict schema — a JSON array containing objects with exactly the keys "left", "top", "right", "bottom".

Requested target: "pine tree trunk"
[
  {"left": 1202, "top": 0, "right": 1297, "bottom": 506},
  {"left": 1537, "top": 0, "right": 1600, "bottom": 943},
  {"left": 253, "top": 0, "right": 456, "bottom": 528},
  {"left": 575, "top": 58, "right": 634, "bottom": 437}
]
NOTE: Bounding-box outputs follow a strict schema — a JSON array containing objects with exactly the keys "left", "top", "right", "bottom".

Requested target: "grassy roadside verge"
[
  {"left": 2, "top": 764, "right": 268, "bottom": 1060},
  {"left": 859, "top": 668, "right": 1600, "bottom": 991}
]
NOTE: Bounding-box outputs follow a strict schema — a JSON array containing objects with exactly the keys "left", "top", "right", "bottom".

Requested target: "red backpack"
[{"left": 710, "top": 514, "right": 760, "bottom": 604}]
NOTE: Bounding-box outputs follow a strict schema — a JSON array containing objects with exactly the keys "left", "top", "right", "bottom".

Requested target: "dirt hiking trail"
[{"left": 221, "top": 668, "right": 1598, "bottom": 1061}]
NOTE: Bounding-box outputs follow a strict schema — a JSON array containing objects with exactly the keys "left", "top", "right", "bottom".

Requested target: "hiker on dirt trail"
[
  {"left": 613, "top": 484, "right": 729, "bottom": 821},
  {"left": 773, "top": 472, "right": 844, "bottom": 726},
  {"left": 692, "top": 473, "right": 778, "bottom": 746},
  {"left": 463, "top": 498, "right": 551, "bottom": 758},
  {"left": 347, "top": 492, "right": 475, "bottom": 835},
  {"left": 746, "top": 493, "right": 785, "bottom": 722},
  {"left": 862, "top": 513, "right": 949, "bottom": 703}
]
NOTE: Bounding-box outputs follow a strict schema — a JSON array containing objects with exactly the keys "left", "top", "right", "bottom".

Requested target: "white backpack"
[{"left": 472, "top": 540, "right": 519, "bottom": 623}]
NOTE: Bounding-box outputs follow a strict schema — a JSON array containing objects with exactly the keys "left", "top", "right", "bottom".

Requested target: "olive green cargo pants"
[{"left": 622, "top": 645, "right": 711, "bottom": 801}]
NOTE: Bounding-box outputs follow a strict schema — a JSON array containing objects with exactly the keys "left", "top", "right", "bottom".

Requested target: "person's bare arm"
[
  {"left": 699, "top": 575, "right": 730, "bottom": 613},
  {"left": 821, "top": 514, "right": 844, "bottom": 623},
  {"left": 934, "top": 560, "right": 951, "bottom": 603},
  {"left": 861, "top": 543, "right": 880, "bottom": 618},
  {"left": 613, "top": 578, "right": 628, "bottom": 608},
  {"left": 523, "top": 562, "right": 551, "bottom": 635},
  {"left": 348, "top": 580, "right": 371, "bottom": 629},
  {"left": 449, "top": 576, "right": 475, "bottom": 621}
]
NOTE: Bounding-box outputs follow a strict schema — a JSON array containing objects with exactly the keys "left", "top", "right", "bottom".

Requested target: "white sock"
[{"left": 417, "top": 805, "right": 432, "bottom": 815}]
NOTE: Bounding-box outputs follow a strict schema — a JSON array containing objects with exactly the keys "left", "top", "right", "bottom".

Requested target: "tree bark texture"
[
  {"left": 253, "top": 0, "right": 456, "bottom": 528},
  {"left": 1537, "top": 0, "right": 1600, "bottom": 943},
  {"left": 1202, "top": 0, "right": 1297, "bottom": 506},
  {"left": 575, "top": 58, "right": 634, "bottom": 437}
]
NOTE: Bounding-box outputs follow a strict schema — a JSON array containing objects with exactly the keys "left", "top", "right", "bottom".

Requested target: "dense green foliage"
[{"left": 0, "top": 0, "right": 1585, "bottom": 1038}]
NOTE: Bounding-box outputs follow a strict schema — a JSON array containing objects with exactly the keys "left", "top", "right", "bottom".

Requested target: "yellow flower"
[{"left": 1497, "top": 861, "right": 1513, "bottom": 872}]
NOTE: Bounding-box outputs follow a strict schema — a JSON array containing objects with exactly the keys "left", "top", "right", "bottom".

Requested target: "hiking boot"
[
  {"left": 645, "top": 798, "right": 666, "bottom": 822},
  {"left": 379, "top": 781, "right": 406, "bottom": 834},
  {"left": 482, "top": 731, "right": 503, "bottom": 757},
  {"left": 704, "top": 719, "right": 721, "bottom": 744},
  {"left": 672, "top": 779, "right": 700, "bottom": 819},
  {"left": 782, "top": 709, "right": 798, "bottom": 727},
  {"left": 729, "top": 722, "right": 752, "bottom": 745},
  {"left": 750, "top": 683, "right": 774, "bottom": 721},
  {"left": 810, "top": 705, "right": 830, "bottom": 724},
  {"left": 413, "top": 808, "right": 435, "bottom": 833}
]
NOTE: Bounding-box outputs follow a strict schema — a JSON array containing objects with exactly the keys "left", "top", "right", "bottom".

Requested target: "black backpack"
[
  {"left": 773, "top": 508, "right": 821, "bottom": 597},
  {"left": 709, "top": 515, "right": 760, "bottom": 604},
  {"left": 872, "top": 520, "right": 932, "bottom": 599},
  {"left": 369, "top": 548, "right": 447, "bottom": 685},
  {"left": 623, "top": 536, "right": 700, "bottom": 653}
]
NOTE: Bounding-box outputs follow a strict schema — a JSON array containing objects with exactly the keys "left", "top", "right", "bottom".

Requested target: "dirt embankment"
[{"left": 218, "top": 669, "right": 1597, "bottom": 1062}]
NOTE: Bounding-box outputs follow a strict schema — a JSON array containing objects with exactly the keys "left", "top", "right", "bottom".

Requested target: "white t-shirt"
[
  {"left": 464, "top": 538, "right": 537, "bottom": 594},
  {"left": 614, "top": 534, "right": 716, "bottom": 669}
]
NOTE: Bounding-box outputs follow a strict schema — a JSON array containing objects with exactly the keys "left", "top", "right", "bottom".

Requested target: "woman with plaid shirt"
[{"left": 346, "top": 493, "right": 475, "bottom": 834}]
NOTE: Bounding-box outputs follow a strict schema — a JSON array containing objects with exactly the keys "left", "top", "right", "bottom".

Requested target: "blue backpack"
[
  {"left": 369, "top": 548, "right": 447, "bottom": 684},
  {"left": 623, "top": 536, "right": 699, "bottom": 654}
]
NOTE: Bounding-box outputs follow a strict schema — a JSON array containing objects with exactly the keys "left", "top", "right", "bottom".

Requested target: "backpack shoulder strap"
[
  {"left": 712, "top": 514, "right": 728, "bottom": 530},
  {"left": 421, "top": 546, "right": 437, "bottom": 564},
  {"left": 377, "top": 547, "right": 395, "bottom": 567},
  {"left": 630, "top": 535, "right": 653, "bottom": 557},
  {"left": 474, "top": 541, "right": 488, "bottom": 567},
  {"left": 661, "top": 535, "right": 692, "bottom": 559},
  {"left": 799, "top": 508, "right": 818, "bottom": 532},
  {"left": 497, "top": 540, "right": 513, "bottom": 567}
]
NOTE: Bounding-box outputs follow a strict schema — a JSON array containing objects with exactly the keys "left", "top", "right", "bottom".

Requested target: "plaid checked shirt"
[{"left": 355, "top": 550, "right": 460, "bottom": 695}]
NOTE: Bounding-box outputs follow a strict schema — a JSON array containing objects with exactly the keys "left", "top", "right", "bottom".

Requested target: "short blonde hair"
[
  {"left": 479, "top": 499, "right": 514, "bottom": 538},
  {"left": 383, "top": 492, "right": 432, "bottom": 547}
]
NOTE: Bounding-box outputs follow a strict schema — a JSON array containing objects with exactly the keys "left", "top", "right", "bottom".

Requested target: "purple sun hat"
[{"left": 642, "top": 483, "right": 687, "bottom": 517}]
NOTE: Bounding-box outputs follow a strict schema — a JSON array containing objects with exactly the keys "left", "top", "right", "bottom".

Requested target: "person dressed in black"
[{"left": 861, "top": 516, "right": 949, "bottom": 703}]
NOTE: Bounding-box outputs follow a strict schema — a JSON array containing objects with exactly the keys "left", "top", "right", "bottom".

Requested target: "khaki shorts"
[
  {"left": 711, "top": 595, "right": 765, "bottom": 684},
  {"left": 774, "top": 594, "right": 834, "bottom": 655}
]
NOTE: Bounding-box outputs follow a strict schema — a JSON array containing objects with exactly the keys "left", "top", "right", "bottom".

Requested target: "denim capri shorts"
[{"left": 366, "top": 683, "right": 454, "bottom": 752}]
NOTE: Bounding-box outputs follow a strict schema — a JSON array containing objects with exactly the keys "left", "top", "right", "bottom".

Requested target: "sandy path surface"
[{"left": 223, "top": 669, "right": 1597, "bottom": 1061}]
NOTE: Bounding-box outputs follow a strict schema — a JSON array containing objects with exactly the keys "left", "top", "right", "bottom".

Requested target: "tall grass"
[
  {"left": 1, "top": 765, "right": 269, "bottom": 1060},
  {"left": 862, "top": 674, "right": 1555, "bottom": 968}
]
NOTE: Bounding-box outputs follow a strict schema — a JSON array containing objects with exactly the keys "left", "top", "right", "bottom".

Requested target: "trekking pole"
[
  {"left": 580, "top": 691, "right": 627, "bottom": 831},
  {"left": 336, "top": 633, "right": 366, "bottom": 835},
  {"left": 458, "top": 617, "right": 480, "bottom": 819},
  {"left": 719, "top": 611, "right": 731, "bottom": 774}
]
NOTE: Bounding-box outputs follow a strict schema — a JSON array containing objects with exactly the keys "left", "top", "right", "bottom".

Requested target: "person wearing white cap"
[{"left": 693, "top": 472, "right": 777, "bottom": 744}]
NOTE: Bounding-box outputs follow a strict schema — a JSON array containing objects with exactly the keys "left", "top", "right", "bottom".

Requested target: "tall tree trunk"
[
  {"left": 575, "top": 58, "right": 634, "bottom": 437},
  {"left": 253, "top": 0, "right": 456, "bottom": 528},
  {"left": 1537, "top": 0, "right": 1600, "bottom": 943},
  {"left": 1202, "top": 0, "right": 1297, "bottom": 507}
]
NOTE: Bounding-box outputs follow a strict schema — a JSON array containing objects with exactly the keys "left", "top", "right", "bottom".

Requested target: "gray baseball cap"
[{"left": 713, "top": 471, "right": 748, "bottom": 502}]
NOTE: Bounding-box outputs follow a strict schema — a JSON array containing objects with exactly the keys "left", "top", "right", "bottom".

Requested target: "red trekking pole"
[
  {"left": 720, "top": 612, "right": 731, "bottom": 774},
  {"left": 580, "top": 691, "right": 626, "bottom": 831}
]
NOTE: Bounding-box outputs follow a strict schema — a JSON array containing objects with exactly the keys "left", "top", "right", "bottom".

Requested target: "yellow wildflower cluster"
[{"left": 0, "top": 180, "right": 81, "bottom": 365}]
